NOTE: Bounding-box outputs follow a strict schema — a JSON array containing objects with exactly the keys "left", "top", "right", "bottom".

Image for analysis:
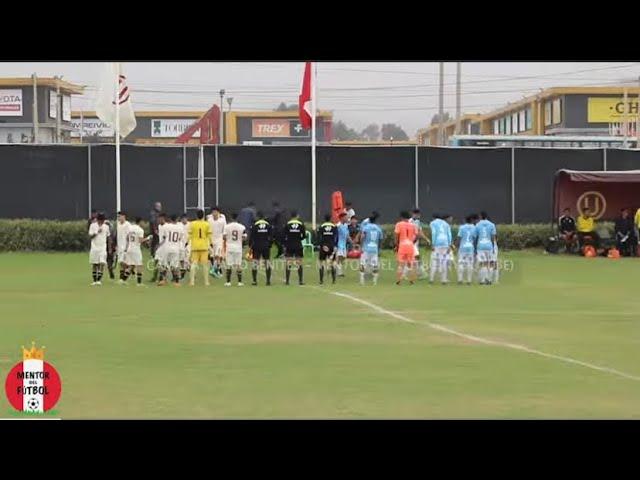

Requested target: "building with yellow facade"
[{"left": 417, "top": 86, "right": 640, "bottom": 145}]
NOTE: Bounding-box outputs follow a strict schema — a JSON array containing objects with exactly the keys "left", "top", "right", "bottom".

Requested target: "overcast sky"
[{"left": 2, "top": 62, "right": 639, "bottom": 136}]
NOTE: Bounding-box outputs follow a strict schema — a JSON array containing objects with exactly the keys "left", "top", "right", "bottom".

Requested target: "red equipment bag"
[{"left": 331, "top": 191, "right": 344, "bottom": 224}]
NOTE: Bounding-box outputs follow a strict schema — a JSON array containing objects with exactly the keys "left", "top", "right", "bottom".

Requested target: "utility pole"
[
  {"left": 55, "top": 76, "right": 61, "bottom": 143},
  {"left": 623, "top": 87, "right": 628, "bottom": 148},
  {"left": 438, "top": 62, "right": 444, "bottom": 145},
  {"left": 455, "top": 62, "right": 461, "bottom": 135},
  {"left": 636, "top": 76, "right": 640, "bottom": 148},
  {"left": 219, "top": 89, "right": 225, "bottom": 144},
  {"left": 32, "top": 73, "right": 38, "bottom": 143}
]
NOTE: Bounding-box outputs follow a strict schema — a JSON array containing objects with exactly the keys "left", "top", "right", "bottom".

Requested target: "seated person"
[
  {"left": 615, "top": 208, "right": 635, "bottom": 257},
  {"left": 576, "top": 207, "right": 599, "bottom": 249},
  {"left": 558, "top": 207, "right": 577, "bottom": 252}
]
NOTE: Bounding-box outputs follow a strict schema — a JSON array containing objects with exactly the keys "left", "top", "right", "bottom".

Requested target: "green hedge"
[{"left": 0, "top": 219, "right": 615, "bottom": 252}]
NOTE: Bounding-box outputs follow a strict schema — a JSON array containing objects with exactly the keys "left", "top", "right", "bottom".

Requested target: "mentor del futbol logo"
[{"left": 4, "top": 342, "right": 62, "bottom": 413}]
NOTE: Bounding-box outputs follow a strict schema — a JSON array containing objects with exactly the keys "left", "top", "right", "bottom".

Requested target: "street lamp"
[
  {"left": 219, "top": 89, "right": 225, "bottom": 144},
  {"left": 227, "top": 97, "right": 233, "bottom": 112}
]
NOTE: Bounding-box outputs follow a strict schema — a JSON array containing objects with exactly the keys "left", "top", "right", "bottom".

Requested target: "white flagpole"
[
  {"left": 311, "top": 61, "right": 317, "bottom": 230},
  {"left": 115, "top": 63, "right": 121, "bottom": 213}
]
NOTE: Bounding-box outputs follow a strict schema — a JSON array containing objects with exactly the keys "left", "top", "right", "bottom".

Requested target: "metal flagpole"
[
  {"left": 311, "top": 61, "right": 317, "bottom": 230},
  {"left": 115, "top": 63, "right": 121, "bottom": 213}
]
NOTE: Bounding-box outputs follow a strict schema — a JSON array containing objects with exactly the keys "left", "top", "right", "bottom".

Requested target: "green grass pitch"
[{"left": 1, "top": 250, "right": 639, "bottom": 419}]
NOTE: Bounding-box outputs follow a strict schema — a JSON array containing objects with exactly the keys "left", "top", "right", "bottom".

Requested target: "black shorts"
[
  {"left": 252, "top": 246, "right": 271, "bottom": 261},
  {"left": 285, "top": 246, "right": 304, "bottom": 258},
  {"left": 318, "top": 246, "right": 335, "bottom": 261}
]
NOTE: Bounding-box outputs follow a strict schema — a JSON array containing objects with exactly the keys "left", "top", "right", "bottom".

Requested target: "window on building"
[
  {"left": 493, "top": 119, "right": 499, "bottom": 135},
  {"left": 511, "top": 113, "right": 518, "bottom": 133},
  {"left": 505, "top": 116, "right": 512, "bottom": 135},
  {"left": 525, "top": 107, "right": 532, "bottom": 130},
  {"left": 552, "top": 98, "right": 562, "bottom": 125},
  {"left": 518, "top": 110, "right": 526, "bottom": 132},
  {"left": 544, "top": 102, "right": 552, "bottom": 126}
]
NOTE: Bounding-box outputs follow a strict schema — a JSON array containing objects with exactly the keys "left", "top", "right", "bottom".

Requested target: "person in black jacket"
[
  {"left": 558, "top": 207, "right": 577, "bottom": 253},
  {"left": 283, "top": 210, "right": 306, "bottom": 285},
  {"left": 615, "top": 208, "right": 634, "bottom": 257},
  {"left": 269, "top": 201, "right": 287, "bottom": 258},
  {"left": 249, "top": 212, "right": 273, "bottom": 286}
]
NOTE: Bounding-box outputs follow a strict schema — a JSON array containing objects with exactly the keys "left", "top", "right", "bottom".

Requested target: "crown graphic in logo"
[{"left": 22, "top": 341, "right": 45, "bottom": 361}]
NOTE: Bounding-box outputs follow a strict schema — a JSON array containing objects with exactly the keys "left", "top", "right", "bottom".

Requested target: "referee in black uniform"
[
  {"left": 250, "top": 211, "right": 273, "bottom": 286},
  {"left": 283, "top": 210, "right": 306, "bottom": 285},
  {"left": 316, "top": 214, "right": 338, "bottom": 285}
]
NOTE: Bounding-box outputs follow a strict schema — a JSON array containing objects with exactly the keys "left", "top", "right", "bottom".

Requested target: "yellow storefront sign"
[{"left": 588, "top": 97, "right": 640, "bottom": 123}]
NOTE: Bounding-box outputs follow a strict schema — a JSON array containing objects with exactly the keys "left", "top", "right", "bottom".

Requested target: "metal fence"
[{"left": 1, "top": 144, "right": 640, "bottom": 223}]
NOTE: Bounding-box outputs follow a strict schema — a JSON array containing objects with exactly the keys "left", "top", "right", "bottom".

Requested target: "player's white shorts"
[
  {"left": 413, "top": 244, "right": 420, "bottom": 257},
  {"left": 179, "top": 246, "right": 190, "bottom": 264},
  {"left": 430, "top": 247, "right": 449, "bottom": 262},
  {"left": 211, "top": 238, "right": 223, "bottom": 257},
  {"left": 124, "top": 249, "right": 143, "bottom": 267},
  {"left": 336, "top": 246, "right": 347, "bottom": 257},
  {"left": 89, "top": 248, "right": 107, "bottom": 265},
  {"left": 360, "top": 251, "right": 379, "bottom": 269},
  {"left": 226, "top": 250, "right": 243, "bottom": 266},
  {"left": 476, "top": 250, "right": 493, "bottom": 263},
  {"left": 164, "top": 250, "right": 181, "bottom": 269},
  {"left": 154, "top": 246, "right": 167, "bottom": 266},
  {"left": 116, "top": 247, "right": 127, "bottom": 264},
  {"left": 457, "top": 252, "right": 475, "bottom": 267}
]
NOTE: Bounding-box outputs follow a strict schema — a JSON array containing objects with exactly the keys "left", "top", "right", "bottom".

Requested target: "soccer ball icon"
[{"left": 26, "top": 398, "right": 40, "bottom": 411}]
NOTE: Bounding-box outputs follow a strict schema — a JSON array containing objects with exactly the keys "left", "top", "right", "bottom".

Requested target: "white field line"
[{"left": 317, "top": 288, "right": 640, "bottom": 383}]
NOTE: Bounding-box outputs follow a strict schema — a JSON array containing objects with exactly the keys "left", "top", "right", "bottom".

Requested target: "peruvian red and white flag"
[
  {"left": 299, "top": 61, "right": 312, "bottom": 130},
  {"left": 95, "top": 62, "right": 137, "bottom": 138}
]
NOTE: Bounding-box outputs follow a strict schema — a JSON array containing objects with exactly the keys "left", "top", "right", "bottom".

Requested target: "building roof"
[
  {"left": 416, "top": 114, "right": 484, "bottom": 135},
  {"left": 0, "top": 77, "right": 84, "bottom": 95},
  {"left": 72, "top": 109, "right": 333, "bottom": 119},
  {"left": 418, "top": 85, "right": 640, "bottom": 134}
]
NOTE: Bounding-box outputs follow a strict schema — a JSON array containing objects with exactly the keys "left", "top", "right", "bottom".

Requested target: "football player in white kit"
[
  {"left": 162, "top": 214, "right": 185, "bottom": 287},
  {"left": 179, "top": 213, "right": 190, "bottom": 280},
  {"left": 154, "top": 213, "right": 169, "bottom": 285},
  {"left": 207, "top": 207, "right": 226, "bottom": 278},
  {"left": 124, "top": 217, "right": 148, "bottom": 286},
  {"left": 223, "top": 213, "right": 247, "bottom": 287},
  {"left": 115, "top": 211, "right": 131, "bottom": 284},
  {"left": 88, "top": 212, "right": 110, "bottom": 285}
]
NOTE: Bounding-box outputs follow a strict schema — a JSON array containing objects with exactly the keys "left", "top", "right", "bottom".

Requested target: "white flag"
[{"left": 95, "top": 62, "right": 136, "bottom": 138}]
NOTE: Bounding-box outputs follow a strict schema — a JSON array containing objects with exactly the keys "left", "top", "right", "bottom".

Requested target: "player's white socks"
[
  {"left": 429, "top": 259, "right": 437, "bottom": 283},
  {"left": 466, "top": 264, "right": 473, "bottom": 284},
  {"left": 493, "top": 265, "right": 499, "bottom": 284},
  {"left": 359, "top": 271, "right": 365, "bottom": 285},
  {"left": 372, "top": 272, "right": 378, "bottom": 285},
  {"left": 457, "top": 264, "right": 464, "bottom": 283},
  {"left": 440, "top": 259, "right": 448, "bottom": 283},
  {"left": 337, "top": 264, "right": 343, "bottom": 276},
  {"left": 479, "top": 266, "right": 488, "bottom": 284},
  {"left": 189, "top": 263, "right": 197, "bottom": 285}
]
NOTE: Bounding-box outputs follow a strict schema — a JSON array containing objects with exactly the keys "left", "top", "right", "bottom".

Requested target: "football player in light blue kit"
[
  {"left": 429, "top": 213, "right": 453, "bottom": 284},
  {"left": 358, "top": 213, "right": 384, "bottom": 285},
  {"left": 336, "top": 212, "right": 350, "bottom": 277},
  {"left": 455, "top": 214, "right": 478, "bottom": 285},
  {"left": 475, "top": 211, "right": 497, "bottom": 285}
]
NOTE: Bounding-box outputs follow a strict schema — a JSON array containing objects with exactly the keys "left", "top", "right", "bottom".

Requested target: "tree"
[
  {"left": 361, "top": 123, "right": 380, "bottom": 141},
  {"left": 274, "top": 102, "right": 298, "bottom": 111},
  {"left": 333, "top": 120, "right": 361, "bottom": 141},
  {"left": 380, "top": 123, "right": 409, "bottom": 141},
  {"left": 430, "top": 112, "right": 452, "bottom": 125}
]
